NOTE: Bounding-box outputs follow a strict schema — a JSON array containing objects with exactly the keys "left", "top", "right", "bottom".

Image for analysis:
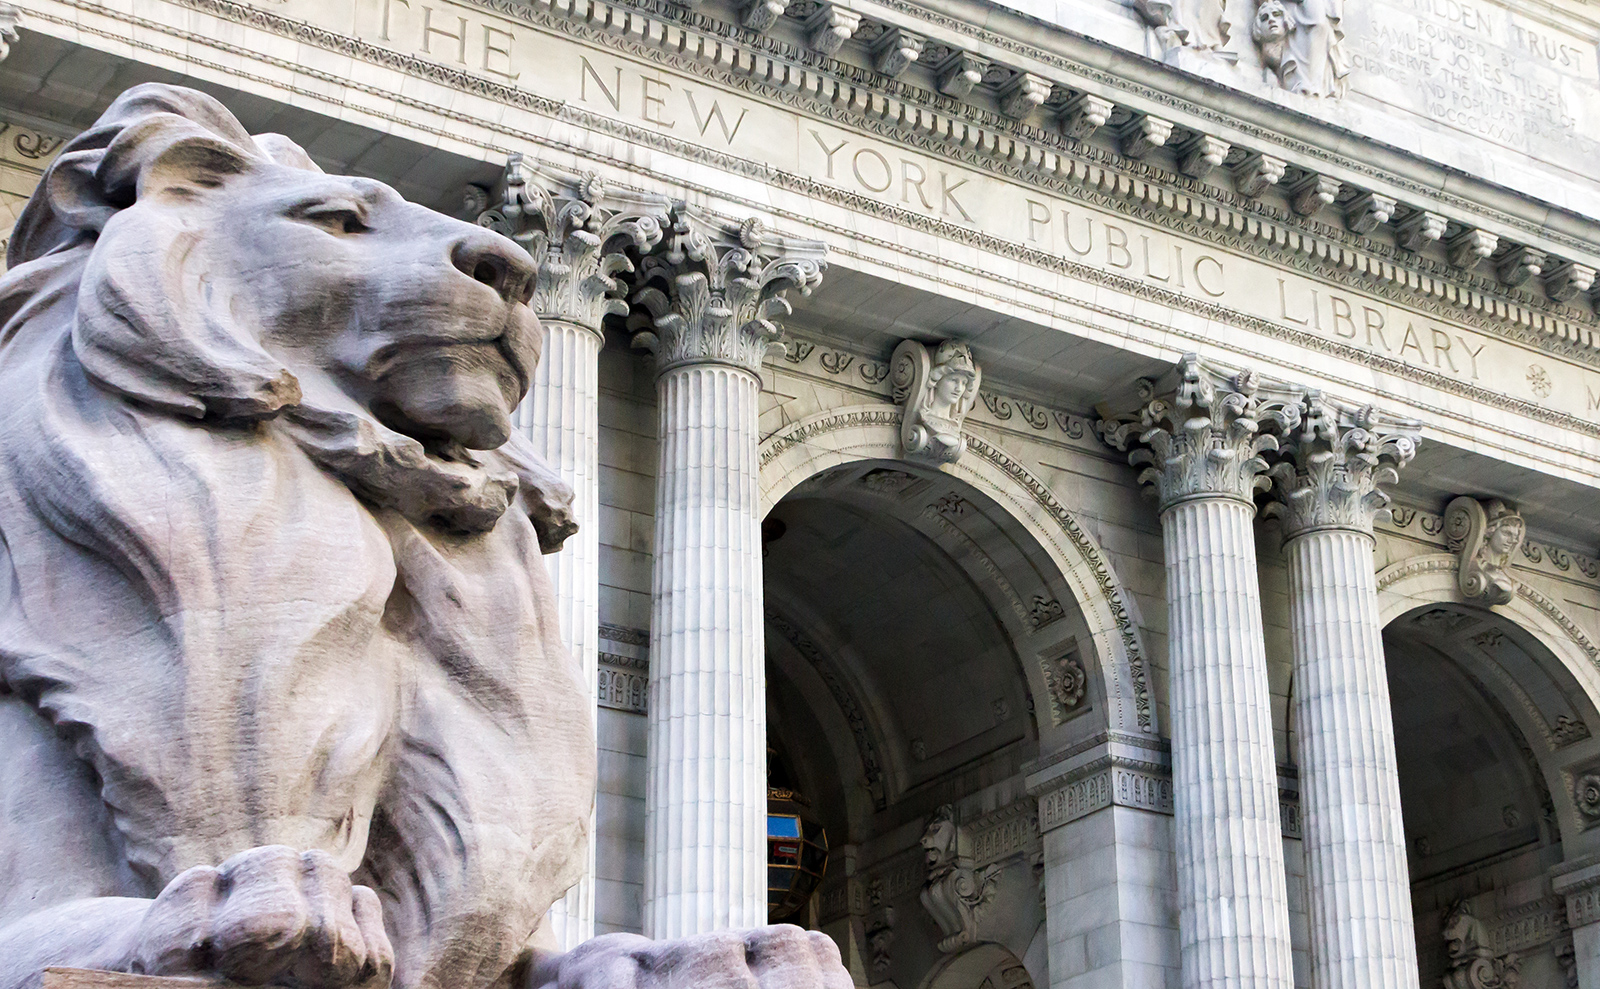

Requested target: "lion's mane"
[{"left": 0, "top": 85, "right": 592, "bottom": 989}]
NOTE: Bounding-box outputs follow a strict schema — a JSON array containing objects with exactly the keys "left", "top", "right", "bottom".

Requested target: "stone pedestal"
[
  {"left": 1268, "top": 396, "right": 1420, "bottom": 989},
  {"left": 631, "top": 210, "right": 825, "bottom": 937},
  {"left": 1101, "top": 356, "right": 1298, "bottom": 989}
]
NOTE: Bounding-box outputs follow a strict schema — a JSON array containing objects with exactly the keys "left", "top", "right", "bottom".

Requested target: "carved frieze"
[
  {"left": 890, "top": 339, "right": 982, "bottom": 466},
  {"left": 1444, "top": 497, "right": 1527, "bottom": 607},
  {"left": 629, "top": 209, "right": 826, "bottom": 376},
  {"left": 1266, "top": 394, "right": 1419, "bottom": 537},
  {"left": 474, "top": 154, "right": 669, "bottom": 338},
  {"left": 1099, "top": 354, "right": 1300, "bottom": 511}
]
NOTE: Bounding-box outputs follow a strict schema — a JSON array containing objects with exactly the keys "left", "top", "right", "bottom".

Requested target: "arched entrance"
[
  {"left": 761, "top": 458, "right": 1099, "bottom": 988},
  {"left": 1384, "top": 599, "right": 1600, "bottom": 987}
]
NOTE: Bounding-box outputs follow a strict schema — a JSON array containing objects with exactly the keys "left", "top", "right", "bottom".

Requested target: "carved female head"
[{"left": 926, "top": 341, "right": 979, "bottom": 417}]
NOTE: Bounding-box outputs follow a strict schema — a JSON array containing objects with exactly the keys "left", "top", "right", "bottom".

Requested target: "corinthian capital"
[
  {"left": 628, "top": 208, "right": 827, "bottom": 377},
  {"left": 1098, "top": 354, "right": 1301, "bottom": 511},
  {"left": 1265, "top": 395, "right": 1419, "bottom": 537},
  {"left": 474, "top": 154, "right": 670, "bottom": 339}
]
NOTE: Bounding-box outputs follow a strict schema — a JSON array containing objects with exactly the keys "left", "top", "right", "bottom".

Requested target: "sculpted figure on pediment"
[
  {"left": 892, "top": 339, "right": 981, "bottom": 466},
  {"left": 1251, "top": 0, "right": 1350, "bottom": 98},
  {"left": 0, "top": 84, "right": 850, "bottom": 989},
  {"left": 1134, "top": 0, "right": 1230, "bottom": 53}
]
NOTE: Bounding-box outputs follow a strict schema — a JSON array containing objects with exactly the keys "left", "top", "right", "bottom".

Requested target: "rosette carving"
[
  {"left": 1098, "top": 353, "right": 1301, "bottom": 511},
  {"left": 1444, "top": 497, "right": 1526, "bottom": 607},
  {"left": 629, "top": 208, "right": 827, "bottom": 376},
  {"left": 1265, "top": 394, "right": 1419, "bottom": 537},
  {"left": 474, "top": 154, "right": 670, "bottom": 338}
]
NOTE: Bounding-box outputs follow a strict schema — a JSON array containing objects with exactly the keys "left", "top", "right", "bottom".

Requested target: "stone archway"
[
  {"left": 918, "top": 942, "right": 1037, "bottom": 989},
  {"left": 1375, "top": 559, "right": 1600, "bottom": 988},
  {"left": 759, "top": 405, "right": 1155, "bottom": 738}
]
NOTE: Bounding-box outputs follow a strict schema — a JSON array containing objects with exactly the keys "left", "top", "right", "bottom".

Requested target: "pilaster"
[
  {"left": 1554, "top": 861, "right": 1600, "bottom": 989},
  {"left": 630, "top": 208, "right": 825, "bottom": 937},
  {"left": 1266, "top": 395, "right": 1421, "bottom": 989},
  {"left": 1100, "top": 354, "right": 1299, "bottom": 989},
  {"left": 476, "top": 157, "right": 670, "bottom": 949}
]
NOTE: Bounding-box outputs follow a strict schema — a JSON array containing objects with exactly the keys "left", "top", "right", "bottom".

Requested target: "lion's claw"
[{"left": 129, "top": 846, "right": 393, "bottom": 989}]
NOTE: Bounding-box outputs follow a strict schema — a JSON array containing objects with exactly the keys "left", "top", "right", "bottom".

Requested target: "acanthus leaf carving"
[
  {"left": 804, "top": 4, "right": 860, "bottom": 55},
  {"left": 1232, "top": 152, "right": 1287, "bottom": 198},
  {"left": 1058, "top": 92, "right": 1114, "bottom": 142},
  {"left": 1343, "top": 192, "right": 1396, "bottom": 236},
  {"left": 628, "top": 206, "right": 826, "bottom": 376},
  {"left": 891, "top": 339, "right": 981, "bottom": 466},
  {"left": 475, "top": 153, "right": 670, "bottom": 338},
  {"left": 918, "top": 805, "right": 1001, "bottom": 954},
  {"left": 1444, "top": 496, "right": 1526, "bottom": 607},
  {"left": 1265, "top": 394, "right": 1419, "bottom": 537},
  {"left": 1098, "top": 353, "right": 1301, "bottom": 511}
]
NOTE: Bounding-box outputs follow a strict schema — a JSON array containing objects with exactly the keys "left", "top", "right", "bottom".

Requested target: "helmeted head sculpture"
[{"left": 0, "top": 84, "right": 849, "bottom": 989}]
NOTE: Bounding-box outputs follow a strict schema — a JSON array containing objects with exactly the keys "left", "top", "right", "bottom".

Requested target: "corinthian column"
[
  {"left": 1266, "top": 397, "right": 1421, "bottom": 989},
  {"left": 1100, "top": 355, "right": 1298, "bottom": 989},
  {"left": 630, "top": 210, "right": 826, "bottom": 937},
  {"left": 477, "top": 157, "right": 669, "bottom": 948}
]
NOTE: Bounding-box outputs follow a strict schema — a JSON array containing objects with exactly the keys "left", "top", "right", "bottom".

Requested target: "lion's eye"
[{"left": 297, "top": 203, "right": 368, "bottom": 235}]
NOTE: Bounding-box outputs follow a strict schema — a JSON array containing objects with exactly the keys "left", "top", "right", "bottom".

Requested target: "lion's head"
[{"left": 4, "top": 83, "right": 572, "bottom": 539}]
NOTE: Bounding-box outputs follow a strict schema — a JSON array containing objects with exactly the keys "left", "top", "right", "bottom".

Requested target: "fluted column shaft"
[
  {"left": 1286, "top": 527, "right": 1418, "bottom": 989},
  {"left": 1163, "top": 496, "right": 1296, "bottom": 989},
  {"left": 643, "top": 363, "right": 767, "bottom": 937},
  {"left": 519, "top": 318, "right": 603, "bottom": 948}
]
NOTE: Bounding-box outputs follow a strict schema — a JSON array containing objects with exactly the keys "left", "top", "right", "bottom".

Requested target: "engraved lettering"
[
  {"left": 1330, "top": 295, "right": 1356, "bottom": 338},
  {"left": 852, "top": 148, "right": 892, "bottom": 193},
  {"left": 1193, "top": 255, "right": 1225, "bottom": 297},
  {"left": 1062, "top": 211, "right": 1093, "bottom": 256},
  {"left": 1399, "top": 323, "right": 1428, "bottom": 363},
  {"left": 580, "top": 57, "right": 621, "bottom": 111},
  {"left": 1364, "top": 307, "right": 1391, "bottom": 351},
  {"left": 902, "top": 161, "right": 932, "bottom": 209},
  {"left": 421, "top": 7, "right": 468, "bottom": 63},
  {"left": 1173, "top": 245, "right": 1185, "bottom": 290},
  {"left": 1459, "top": 336, "right": 1485, "bottom": 380},
  {"left": 810, "top": 131, "right": 847, "bottom": 179},
  {"left": 1278, "top": 278, "right": 1311, "bottom": 325},
  {"left": 381, "top": 0, "right": 409, "bottom": 39},
  {"left": 685, "top": 90, "right": 746, "bottom": 144},
  {"left": 641, "top": 77, "right": 674, "bottom": 126},
  {"left": 1026, "top": 199, "right": 1050, "bottom": 242},
  {"left": 1431, "top": 328, "right": 1459, "bottom": 372},
  {"left": 1141, "top": 236, "right": 1170, "bottom": 283},
  {"left": 481, "top": 25, "right": 517, "bottom": 79},
  {"left": 1105, "top": 224, "right": 1132, "bottom": 269},
  {"left": 940, "top": 173, "right": 973, "bottom": 223},
  {"left": 1589, "top": 386, "right": 1600, "bottom": 412}
]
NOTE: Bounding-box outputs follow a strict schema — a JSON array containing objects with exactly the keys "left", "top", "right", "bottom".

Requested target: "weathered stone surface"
[{"left": 0, "top": 83, "right": 851, "bottom": 989}]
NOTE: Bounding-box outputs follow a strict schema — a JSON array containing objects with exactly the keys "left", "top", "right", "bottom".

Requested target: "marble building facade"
[{"left": 3, "top": 0, "right": 1600, "bottom": 983}]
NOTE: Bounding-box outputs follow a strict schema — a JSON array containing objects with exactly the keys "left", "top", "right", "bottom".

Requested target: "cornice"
[
  {"left": 137, "top": 0, "right": 1600, "bottom": 363},
  {"left": 36, "top": 0, "right": 1600, "bottom": 469}
]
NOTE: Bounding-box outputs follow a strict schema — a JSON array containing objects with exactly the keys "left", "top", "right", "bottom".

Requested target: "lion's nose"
[{"left": 450, "top": 229, "right": 536, "bottom": 305}]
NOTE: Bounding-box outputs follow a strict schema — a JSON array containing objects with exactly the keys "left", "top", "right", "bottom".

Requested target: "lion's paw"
[
  {"left": 129, "top": 845, "right": 393, "bottom": 989},
  {"left": 544, "top": 926, "right": 853, "bottom": 989}
]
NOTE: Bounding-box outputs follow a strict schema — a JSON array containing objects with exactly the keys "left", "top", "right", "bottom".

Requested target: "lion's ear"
[{"left": 253, "top": 133, "right": 324, "bottom": 173}]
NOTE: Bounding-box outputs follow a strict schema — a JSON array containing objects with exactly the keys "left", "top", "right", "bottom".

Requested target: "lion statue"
[{"left": 0, "top": 84, "right": 849, "bottom": 989}]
